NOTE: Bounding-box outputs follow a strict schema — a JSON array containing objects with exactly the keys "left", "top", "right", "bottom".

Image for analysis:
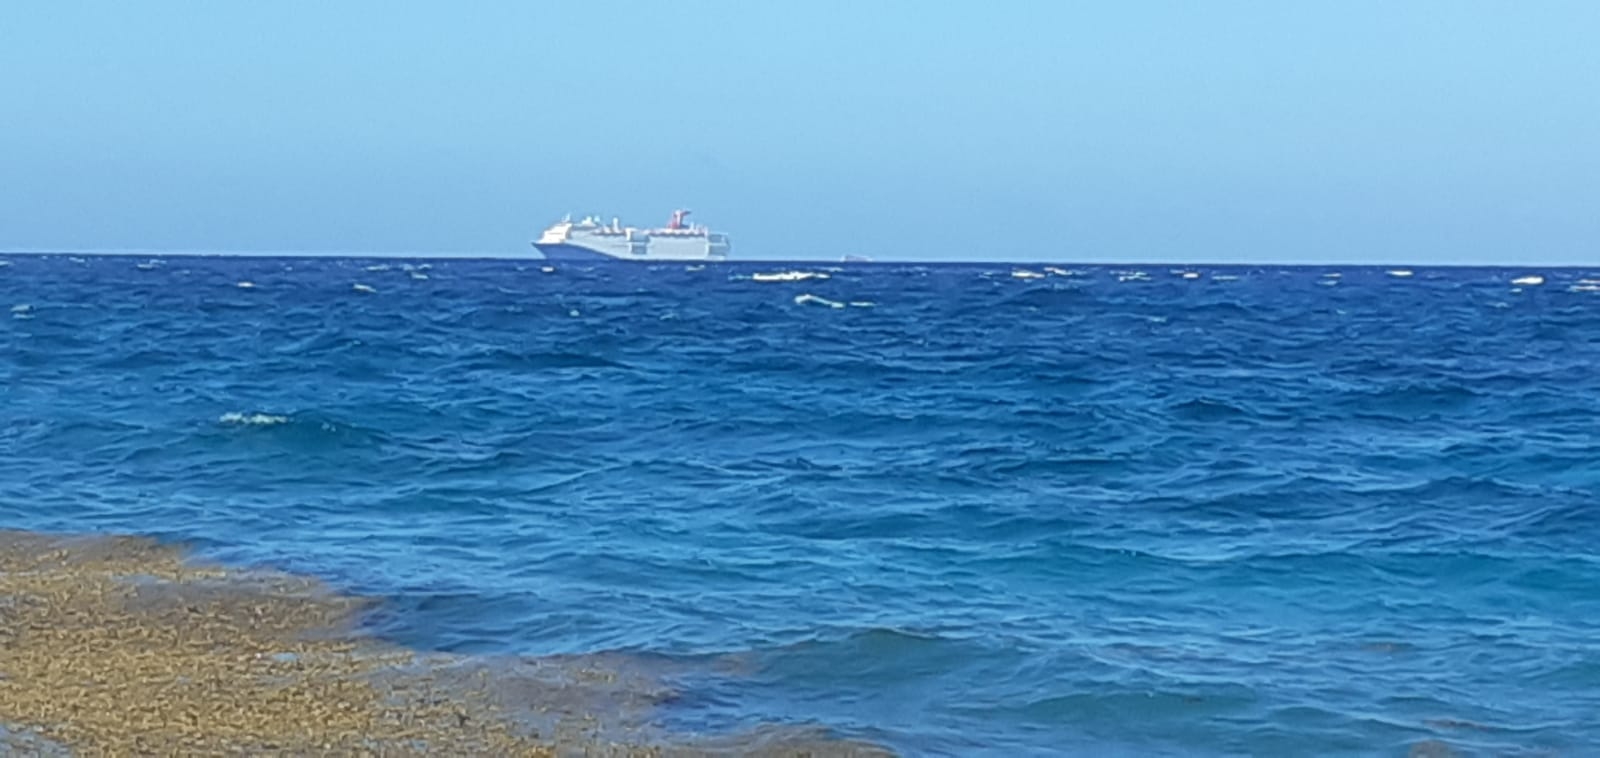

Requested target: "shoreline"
[{"left": 0, "top": 529, "right": 892, "bottom": 756}]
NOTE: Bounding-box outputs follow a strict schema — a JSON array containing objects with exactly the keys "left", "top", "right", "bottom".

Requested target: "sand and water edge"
[{"left": 0, "top": 529, "right": 892, "bottom": 756}]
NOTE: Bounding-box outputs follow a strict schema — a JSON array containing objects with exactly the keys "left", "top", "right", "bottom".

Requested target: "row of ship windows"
[{"left": 581, "top": 231, "right": 728, "bottom": 242}]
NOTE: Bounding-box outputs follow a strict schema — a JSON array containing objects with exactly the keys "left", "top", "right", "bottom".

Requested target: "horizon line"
[{"left": 0, "top": 247, "right": 1592, "bottom": 269}]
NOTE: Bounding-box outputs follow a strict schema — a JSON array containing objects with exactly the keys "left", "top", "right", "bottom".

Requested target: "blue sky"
[{"left": 1, "top": 1, "right": 1595, "bottom": 263}]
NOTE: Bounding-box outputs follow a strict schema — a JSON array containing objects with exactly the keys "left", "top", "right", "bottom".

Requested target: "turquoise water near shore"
[{"left": 2, "top": 255, "right": 1598, "bottom": 756}]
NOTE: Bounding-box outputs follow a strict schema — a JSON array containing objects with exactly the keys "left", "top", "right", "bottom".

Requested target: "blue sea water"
[{"left": 2, "top": 255, "right": 1598, "bottom": 756}]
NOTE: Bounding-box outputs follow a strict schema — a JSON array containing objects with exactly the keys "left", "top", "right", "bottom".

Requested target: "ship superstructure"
[{"left": 532, "top": 209, "right": 731, "bottom": 261}]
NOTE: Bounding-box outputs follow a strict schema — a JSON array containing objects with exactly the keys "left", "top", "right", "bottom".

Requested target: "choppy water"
[{"left": 2, "top": 255, "right": 1598, "bottom": 756}]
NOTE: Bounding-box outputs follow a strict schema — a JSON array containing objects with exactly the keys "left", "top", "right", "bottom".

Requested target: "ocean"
[{"left": 1, "top": 255, "right": 1597, "bottom": 756}]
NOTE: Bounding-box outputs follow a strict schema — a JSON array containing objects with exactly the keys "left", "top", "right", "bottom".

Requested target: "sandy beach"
[{"left": 0, "top": 529, "right": 891, "bottom": 756}]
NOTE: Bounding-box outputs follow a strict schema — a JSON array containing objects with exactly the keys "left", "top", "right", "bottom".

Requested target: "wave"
[
  {"left": 205, "top": 410, "right": 394, "bottom": 455},
  {"left": 1168, "top": 396, "right": 1254, "bottom": 421},
  {"left": 219, "top": 411, "right": 290, "bottom": 426},
  {"left": 749, "top": 271, "right": 830, "bottom": 282},
  {"left": 453, "top": 348, "right": 631, "bottom": 371}
]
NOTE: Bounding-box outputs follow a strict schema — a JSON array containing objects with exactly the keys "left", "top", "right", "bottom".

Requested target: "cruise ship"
[{"left": 531, "top": 210, "right": 731, "bottom": 261}]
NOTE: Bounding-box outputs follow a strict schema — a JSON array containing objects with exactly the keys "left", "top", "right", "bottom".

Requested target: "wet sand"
[{"left": 0, "top": 530, "right": 893, "bottom": 756}]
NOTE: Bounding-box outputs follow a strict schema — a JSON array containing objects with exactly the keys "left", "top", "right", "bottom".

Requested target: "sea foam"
[{"left": 219, "top": 412, "right": 290, "bottom": 426}]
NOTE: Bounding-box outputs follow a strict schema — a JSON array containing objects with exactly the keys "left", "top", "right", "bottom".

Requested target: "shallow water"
[{"left": 2, "top": 255, "right": 1598, "bottom": 755}]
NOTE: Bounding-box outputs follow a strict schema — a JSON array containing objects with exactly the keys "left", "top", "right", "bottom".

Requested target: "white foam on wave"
[
  {"left": 1387, "top": 269, "right": 1413, "bottom": 278},
  {"left": 1511, "top": 275, "right": 1544, "bottom": 286},
  {"left": 1044, "top": 267, "right": 1077, "bottom": 277},
  {"left": 135, "top": 260, "right": 162, "bottom": 270},
  {"left": 410, "top": 272, "right": 429, "bottom": 280},
  {"left": 1117, "top": 271, "right": 1151, "bottom": 282},
  {"left": 219, "top": 412, "right": 289, "bottom": 426},
  {"left": 541, "top": 266, "right": 556, "bottom": 274},
  {"left": 794, "top": 293, "right": 845, "bottom": 309},
  {"left": 353, "top": 283, "right": 377, "bottom": 293},
  {"left": 848, "top": 301, "right": 876, "bottom": 308},
  {"left": 11, "top": 303, "right": 32, "bottom": 319},
  {"left": 1570, "top": 284, "right": 1600, "bottom": 293},
  {"left": 1181, "top": 271, "right": 1201, "bottom": 280},
  {"left": 685, "top": 264, "right": 705, "bottom": 272},
  {"left": 1011, "top": 269, "right": 1045, "bottom": 279},
  {"left": 236, "top": 281, "right": 256, "bottom": 289},
  {"left": 1212, "top": 274, "right": 1239, "bottom": 282},
  {"left": 0, "top": 260, "right": 12, "bottom": 268},
  {"left": 365, "top": 264, "right": 391, "bottom": 272},
  {"left": 1323, "top": 272, "right": 1342, "bottom": 279},
  {"left": 753, "top": 271, "right": 829, "bottom": 282}
]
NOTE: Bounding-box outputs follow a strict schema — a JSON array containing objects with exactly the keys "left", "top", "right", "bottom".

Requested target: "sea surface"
[{"left": 2, "top": 255, "right": 1598, "bottom": 756}]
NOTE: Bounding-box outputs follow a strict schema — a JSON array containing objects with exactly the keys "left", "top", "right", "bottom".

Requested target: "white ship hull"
[{"left": 531, "top": 211, "right": 731, "bottom": 261}]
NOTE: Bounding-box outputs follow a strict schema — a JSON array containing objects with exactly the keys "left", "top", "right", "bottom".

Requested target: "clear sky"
[{"left": 2, "top": 1, "right": 1596, "bottom": 264}]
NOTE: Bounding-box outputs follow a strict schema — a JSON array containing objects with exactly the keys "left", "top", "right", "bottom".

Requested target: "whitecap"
[
  {"left": 685, "top": 265, "right": 705, "bottom": 272},
  {"left": 353, "top": 283, "right": 377, "bottom": 293},
  {"left": 1044, "top": 267, "right": 1076, "bottom": 277},
  {"left": 236, "top": 281, "right": 256, "bottom": 289},
  {"left": 10, "top": 304, "right": 31, "bottom": 313},
  {"left": 219, "top": 412, "right": 289, "bottom": 426},
  {"left": 0, "top": 260, "right": 12, "bottom": 268},
  {"left": 365, "top": 264, "right": 390, "bottom": 272},
  {"left": 1387, "top": 269, "right": 1413, "bottom": 278},
  {"left": 135, "top": 260, "right": 161, "bottom": 270},
  {"left": 1511, "top": 275, "right": 1544, "bottom": 286},
  {"left": 1212, "top": 275, "right": 1239, "bottom": 282},
  {"left": 1569, "top": 285, "right": 1600, "bottom": 293},
  {"left": 1181, "top": 271, "right": 1201, "bottom": 280},
  {"left": 1323, "top": 272, "right": 1342, "bottom": 279},
  {"left": 753, "top": 271, "right": 829, "bottom": 282},
  {"left": 410, "top": 272, "right": 429, "bottom": 280},
  {"left": 848, "top": 301, "right": 876, "bottom": 308},
  {"left": 1011, "top": 269, "right": 1045, "bottom": 279},
  {"left": 794, "top": 293, "right": 845, "bottom": 309},
  {"left": 541, "top": 266, "right": 556, "bottom": 274}
]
